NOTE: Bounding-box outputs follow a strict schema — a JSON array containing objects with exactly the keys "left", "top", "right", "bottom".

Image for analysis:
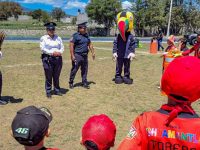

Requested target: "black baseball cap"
[
  {"left": 11, "top": 106, "right": 52, "bottom": 146},
  {"left": 44, "top": 22, "right": 57, "bottom": 30}
]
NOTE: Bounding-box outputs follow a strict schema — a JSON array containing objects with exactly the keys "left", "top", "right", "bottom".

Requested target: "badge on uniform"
[{"left": 126, "top": 126, "right": 137, "bottom": 139}]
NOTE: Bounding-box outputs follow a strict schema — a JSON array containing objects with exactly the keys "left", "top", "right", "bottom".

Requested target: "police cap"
[{"left": 44, "top": 22, "right": 57, "bottom": 30}]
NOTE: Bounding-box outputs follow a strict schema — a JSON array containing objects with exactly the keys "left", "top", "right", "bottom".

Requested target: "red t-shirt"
[
  {"left": 182, "top": 43, "right": 200, "bottom": 58},
  {"left": 118, "top": 110, "right": 200, "bottom": 150}
]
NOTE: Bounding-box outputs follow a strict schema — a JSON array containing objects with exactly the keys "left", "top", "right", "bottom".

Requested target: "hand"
[
  {"left": 92, "top": 53, "right": 95, "bottom": 60},
  {"left": 53, "top": 52, "right": 58, "bottom": 56},
  {"left": 56, "top": 52, "right": 61, "bottom": 56},
  {"left": 113, "top": 53, "right": 118, "bottom": 61},
  {"left": 71, "top": 55, "right": 75, "bottom": 61},
  {"left": 160, "top": 52, "right": 168, "bottom": 57},
  {"left": 128, "top": 53, "right": 135, "bottom": 61},
  {"left": 0, "top": 51, "right": 2, "bottom": 59}
]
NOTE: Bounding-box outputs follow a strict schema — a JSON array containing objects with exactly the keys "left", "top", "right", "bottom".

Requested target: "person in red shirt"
[
  {"left": 118, "top": 56, "right": 200, "bottom": 150},
  {"left": 11, "top": 106, "right": 59, "bottom": 150},
  {"left": 182, "top": 33, "right": 200, "bottom": 58},
  {"left": 81, "top": 114, "right": 116, "bottom": 150}
]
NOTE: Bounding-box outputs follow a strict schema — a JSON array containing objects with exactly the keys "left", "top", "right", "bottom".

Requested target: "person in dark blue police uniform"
[
  {"left": 69, "top": 22, "right": 95, "bottom": 89},
  {"left": 40, "top": 22, "right": 64, "bottom": 98}
]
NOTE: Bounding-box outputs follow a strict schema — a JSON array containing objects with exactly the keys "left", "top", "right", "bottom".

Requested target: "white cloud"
[
  {"left": 122, "top": 1, "right": 132, "bottom": 10},
  {"left": 64, "top": 0, "right": 87, "bottom": 9}
]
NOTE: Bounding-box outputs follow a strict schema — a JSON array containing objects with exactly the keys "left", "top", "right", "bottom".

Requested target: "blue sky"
[{"left": 4, "top": 0, "right": 132, "bottom": 16}]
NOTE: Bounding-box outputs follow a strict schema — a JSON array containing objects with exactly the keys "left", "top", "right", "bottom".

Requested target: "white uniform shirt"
[{"left": 40, "top": 35, "right": 64, "bottom": 55}]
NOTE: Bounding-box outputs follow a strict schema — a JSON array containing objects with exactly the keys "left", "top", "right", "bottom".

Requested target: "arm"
[
  {"left": 88, "top": 42, "right": 95, "bottom": 60},
  {"left": 113, "top": 36, "right": 118, "bottom": 54},
  {"left": 40, "top": 37, "right": 53, "bottom": 55},
  {"left": 182, "top": 44, "right": 198, "bottom": 56},
  {"left": 59, "top": 37, "right": 64, "bottom": 54},
  {"left": 128, "top": 35, "right": 136, "bottom": 54},
  {"left": 69, "top": 42, "right": 75, "bottom": 61}
]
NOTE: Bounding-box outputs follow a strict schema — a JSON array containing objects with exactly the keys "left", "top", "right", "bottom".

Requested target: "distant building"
[
  {"left": 8, "top": 15, "right": 31, "bottom": 21},
  {"left": 76, "top": 10, "right": 88, "bottom": 25},
  {"left": 61, "top": 16, "right": 72, "bottom": 23}
]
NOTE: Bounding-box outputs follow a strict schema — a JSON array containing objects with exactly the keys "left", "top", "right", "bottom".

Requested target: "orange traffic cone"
[{"left": 150, "top": 39, "right": 158, "bottom": 54}]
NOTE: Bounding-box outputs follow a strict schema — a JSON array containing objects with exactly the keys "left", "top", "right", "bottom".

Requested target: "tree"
[
  {"left": 71, "top": 17, "right": 77, "bottom": 25},
  {"left": 0, "top": 2, "right": 22, "bottom": 20},
  {"left": 42, "top": 11, "right": 50, "bottom": 23},
  {"left": 30, "top": 9, "right": 43, "bottom": 21},
  {"left": 51, "top": 8, "right": 66, "bottom": 22},
  {"left": 86, "top": 0, "right": 122, "bottom": 36}
]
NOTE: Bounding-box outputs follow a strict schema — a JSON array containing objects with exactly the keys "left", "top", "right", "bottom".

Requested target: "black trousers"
[
  {"left": 42, "top": 55, "right": 62, "bottom": 94},
  {"left": 115, "top": 58, "right": 130, "bottom": 78},
  {"left": 69, "top": 53, "right": 88, "bottom": 84},
  {"left": 0, "top": 71, "right": 2, "bottom": 98},
  {"left": 158, "top": 39, "right": 164, "bottom": 51}
]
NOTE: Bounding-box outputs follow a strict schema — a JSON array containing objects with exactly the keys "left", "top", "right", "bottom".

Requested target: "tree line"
[
  {"left": 86, "top": 0, "right": 200, "bottom": 36},
  {"left": 1, "top": 0, "right": 200, "bottom": 36},
  {"left": 0, "top": 2, "right": 67, "bottom": 23}
]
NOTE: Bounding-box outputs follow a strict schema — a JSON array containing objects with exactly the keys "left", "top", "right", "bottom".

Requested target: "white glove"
[
  {"left": 113, "top": 53, "right": 118, "bottom": 61},
  {"left": 128, "top": 53, "right": 135, "bottom": 61},
  {"left": 0, "top": 51, "right": 3, "bottom": 59}
]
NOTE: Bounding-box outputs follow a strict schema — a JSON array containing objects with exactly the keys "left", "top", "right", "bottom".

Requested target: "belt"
[
  {"left": 41, "top": 54, "right": 62, "bottom": 58},
  {"left": 75, "top": 52, "right": 88, "bottom": 56}
]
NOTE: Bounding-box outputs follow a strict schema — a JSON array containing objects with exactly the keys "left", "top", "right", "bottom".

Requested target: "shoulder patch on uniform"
[
  {"left": 126, "top": 126, "right": 137, "bottom": 139},
  {"left": 69, "top": 37, "right": 73, "bottom": 42}
]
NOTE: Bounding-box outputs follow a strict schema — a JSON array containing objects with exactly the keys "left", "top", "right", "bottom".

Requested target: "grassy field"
[
  {"left": 0, "top": 42, "right": 199, "bottom": 150},
  {"left": 0, "top": 20, "right": 72, "bottom": 30}
]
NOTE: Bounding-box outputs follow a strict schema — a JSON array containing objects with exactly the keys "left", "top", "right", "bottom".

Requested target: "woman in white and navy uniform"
[{"left": 40, "top": 22, "right": 64, "bottom": 98}]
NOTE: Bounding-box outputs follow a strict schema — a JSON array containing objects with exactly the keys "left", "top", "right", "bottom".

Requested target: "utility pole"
[{"left": 167, "top": 0, "right": 173, "bottom": 37}]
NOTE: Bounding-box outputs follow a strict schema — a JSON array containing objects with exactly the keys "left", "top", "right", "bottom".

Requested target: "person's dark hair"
[{"left": 85, "top": 140, "right": 99, "bottom": 150}]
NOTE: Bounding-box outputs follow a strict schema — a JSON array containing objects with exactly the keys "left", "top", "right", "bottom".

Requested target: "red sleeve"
[
  {"left": 117, "top": 114, "right": 148, "bottom": 150},
  {"left": 182, "top": 43, "right": 199, "bottom": 56}
]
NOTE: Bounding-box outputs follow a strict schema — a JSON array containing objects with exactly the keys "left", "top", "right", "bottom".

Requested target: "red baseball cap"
[
  {"left": 161, "top": 56, "right": 200, "bottom": 102},
  {"left": 81, "top": 114, "right": 116, "bottom": 150}
]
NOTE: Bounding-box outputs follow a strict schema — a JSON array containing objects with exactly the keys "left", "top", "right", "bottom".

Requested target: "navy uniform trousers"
[
  {"left": 116, "top": 58, "right": 130, "bottom": 78},
  {"left": 42, "top": 54, "right": 62, "bottom": 94},
  {"left": 69, "top": 53, "right": 88, "bottom": 84}
]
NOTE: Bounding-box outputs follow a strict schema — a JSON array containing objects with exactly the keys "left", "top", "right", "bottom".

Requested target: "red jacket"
[
  {"left": 182, "top": 43, "right": 200, "bottom": 58},
  {"left": 118, "top": 109, "right": 200, "bottom": 150}
]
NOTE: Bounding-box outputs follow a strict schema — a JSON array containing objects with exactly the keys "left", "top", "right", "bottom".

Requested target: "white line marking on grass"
[
  {"left": 2, "top": 57, "right": 112, "bottom": 68},
  {"left": 94, "top": 47, "right": 161, "bottom": 55}
]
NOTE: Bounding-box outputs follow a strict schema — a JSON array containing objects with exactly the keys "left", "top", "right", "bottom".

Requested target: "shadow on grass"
[
  {"left": 51, "top": 88, "right": 69, "bottom": 95},
  {"left": 2, "top": 96, "right": 23, "bottom": 103},
  {"left": 60, "top": 88, "right": 69, "bottom": 94},
  {"left": 74, "top": 81, "right": 96, "bottom": 88}
]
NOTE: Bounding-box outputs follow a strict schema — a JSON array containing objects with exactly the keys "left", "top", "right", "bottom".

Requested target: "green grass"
[
  {"left": 0, "top": 42, "right": 199, "bottom": 149},
  {"left": 0, "top": 20, "right": 72, "bottom": 30}
]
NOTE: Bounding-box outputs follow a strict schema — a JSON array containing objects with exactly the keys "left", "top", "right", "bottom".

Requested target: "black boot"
[
  {"left": 69, "top": 83, "right": 74, "bottom": 89},
  {"left": 114, "top": 76, "right": 124, "bottom": 84},
  {"left": 123, "top": 77, "right": 133, "bottom": 84}
]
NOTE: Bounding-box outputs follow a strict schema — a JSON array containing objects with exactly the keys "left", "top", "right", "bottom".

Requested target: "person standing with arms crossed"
[
  {"left": 40, "top": 22, "right": 64, "bottom": 99},
  {"left": 69, "top": 22, "right": 95, "bottom": 89}
]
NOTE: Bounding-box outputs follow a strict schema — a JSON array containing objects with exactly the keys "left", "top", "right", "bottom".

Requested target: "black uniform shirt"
[{"left": 70, "top": 32, "right": 91, "bottom": 54}]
